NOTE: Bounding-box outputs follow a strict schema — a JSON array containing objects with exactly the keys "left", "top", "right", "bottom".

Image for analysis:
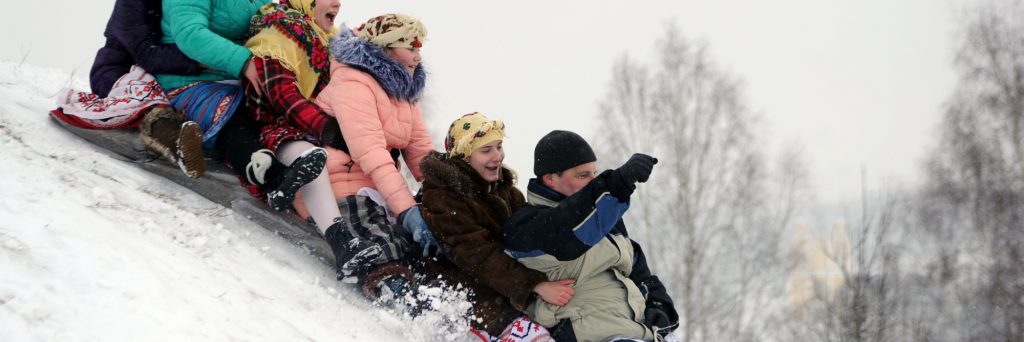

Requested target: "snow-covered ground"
[{"left": 0, "top": 62, "right": 467, "bottom": 341}]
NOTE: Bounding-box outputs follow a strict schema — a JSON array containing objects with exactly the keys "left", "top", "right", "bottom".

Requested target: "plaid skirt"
[{"left": 332, "top": 194, "right": 414, "bottom": 282}]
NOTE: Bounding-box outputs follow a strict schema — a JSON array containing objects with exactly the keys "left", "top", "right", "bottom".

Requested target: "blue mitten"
[{"left": 401, "top": 207, "right": 440, "bottom": 257}]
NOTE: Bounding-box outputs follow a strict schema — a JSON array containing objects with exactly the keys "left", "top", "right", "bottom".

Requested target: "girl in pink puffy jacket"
[{"left": 294, "top": 14, "right": 434, "bottom": 303}]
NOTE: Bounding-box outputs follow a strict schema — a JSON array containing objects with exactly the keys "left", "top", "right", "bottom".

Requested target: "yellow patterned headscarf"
[
  {"left": 354, "top": 14, "right": 428, "bottom": 49},
  {"left": 287, "top": 0, "right": 316, "bottom": 17},
  {"left": 245, "top": 0, "right": 336, "bottom": 99},
  {"left": 445, "top": 112, "right": 506, "bottom": 160}
]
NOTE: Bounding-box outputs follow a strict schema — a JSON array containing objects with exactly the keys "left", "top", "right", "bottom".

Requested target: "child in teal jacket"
[{"left": 156, "top": 0, "right": 270, "bottom": 90}]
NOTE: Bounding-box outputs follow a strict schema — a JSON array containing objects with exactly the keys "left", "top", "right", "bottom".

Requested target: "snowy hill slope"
[{"left": 0, "top": 62, "right": 452, "bottom": 341}]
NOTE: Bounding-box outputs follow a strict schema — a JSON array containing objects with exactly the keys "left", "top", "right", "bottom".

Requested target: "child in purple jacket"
[
  {"left": 90, "top": 0, "right": 201, "bottom": 98},
  {"left": 57, "top": 0, "right": 208, "bottom": 178}
]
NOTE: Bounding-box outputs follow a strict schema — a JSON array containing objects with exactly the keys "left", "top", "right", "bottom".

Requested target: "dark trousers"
[{"left": 214, "top": 110, "right": 264, "bottom": 175}]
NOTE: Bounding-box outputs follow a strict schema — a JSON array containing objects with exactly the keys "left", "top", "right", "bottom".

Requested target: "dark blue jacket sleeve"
[
  {"left": 90, "top": 39, "right": 130, "bottom": 98},
  {"left": 628, "top": 239, "right": 679, "bottom": 333},
  {"left": 504, "top": 170, "right": 630, "bottom": 261},
  {"left": 110, "top": 0, "right": 200, "bottom": 75}
]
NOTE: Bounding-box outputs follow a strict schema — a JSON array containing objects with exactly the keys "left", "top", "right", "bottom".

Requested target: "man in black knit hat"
[{"left": 503, "top": 130, "right": 680, "bottom": 341}]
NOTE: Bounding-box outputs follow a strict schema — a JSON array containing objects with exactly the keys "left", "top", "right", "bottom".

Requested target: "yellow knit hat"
[
  {"left": 354, "top": 14, "right": 427, "bottom": 49},
  {"left": 445, "top": 112, "right": 506, "bottom": 160}
]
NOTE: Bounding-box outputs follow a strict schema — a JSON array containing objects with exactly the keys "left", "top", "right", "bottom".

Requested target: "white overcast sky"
[{"left": 3, "top": 0, "right": 973, "bottom": 203}]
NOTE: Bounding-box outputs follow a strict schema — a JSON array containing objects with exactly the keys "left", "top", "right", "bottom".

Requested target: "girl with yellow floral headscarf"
[
  {"left": 211, "top": 0, "right": 344, "bottom": 248},
  {"left": 215, "top": 0, "right": 345, "bottom": 249}
]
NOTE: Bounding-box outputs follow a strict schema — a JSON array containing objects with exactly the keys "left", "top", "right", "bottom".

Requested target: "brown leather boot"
[{"left": 139, "top": 106, "right": 206, "bottom": 178}]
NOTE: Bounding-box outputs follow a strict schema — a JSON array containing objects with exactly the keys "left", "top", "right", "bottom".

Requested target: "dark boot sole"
[
  {"left": 267, "top": 148, "right": 328, "bottom": 211},
  {"left": 175, "top": 121, "right": 206, "bottom": 179}
]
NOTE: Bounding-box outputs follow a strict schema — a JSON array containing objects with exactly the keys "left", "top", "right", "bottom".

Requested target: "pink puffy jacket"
[{"left": 293, "top": 61, "right": 435, "bottom": 218}]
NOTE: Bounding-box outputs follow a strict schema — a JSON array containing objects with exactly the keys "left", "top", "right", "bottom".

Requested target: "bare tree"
[
  {"left": 594, "top": 22, "right": 806, "bottom": 342},
  {"left": 787, "top": 175, "right": 906, "bottom": 342},
  {"left": 916, "top": 0, "right": 1024, "bottom": 341}
]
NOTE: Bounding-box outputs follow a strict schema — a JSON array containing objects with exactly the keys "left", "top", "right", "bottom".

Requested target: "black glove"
[
  {"left": 606, "top": 171, "right": 635, "bottom": 201},
  {"left": 607, "top": 153, "right": 658, "bottom": 201},
  {"left": 320, "top": 120, "right": 349, "bottom": 151},
  {"left": 618, "top": 153, "right": 658, "bottom": 184},
  {"left": 643, "top": 300, "right": 672, "bottom": 331}
]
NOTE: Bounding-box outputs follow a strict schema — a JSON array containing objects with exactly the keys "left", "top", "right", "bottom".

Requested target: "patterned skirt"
[
  {"left": 51, "top": 66, "right": 168, "bottom": 129},
  {"left": 167, "top": 81, "right": 244, "bottom": 149}
]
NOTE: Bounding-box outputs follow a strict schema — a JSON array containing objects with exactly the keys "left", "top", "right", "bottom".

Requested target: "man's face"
[{"left": 543, "top": 162, "right": 598, "bottom": 197}]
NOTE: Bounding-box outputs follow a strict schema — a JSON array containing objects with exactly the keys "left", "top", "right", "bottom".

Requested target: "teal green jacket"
[{"left": 156, "top": 0, "right": 270, "bottom": 90}]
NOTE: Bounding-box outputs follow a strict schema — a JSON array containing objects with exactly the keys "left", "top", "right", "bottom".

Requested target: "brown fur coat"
[{"left": 417, "top": 151, "right": 547, "bottom": 334}]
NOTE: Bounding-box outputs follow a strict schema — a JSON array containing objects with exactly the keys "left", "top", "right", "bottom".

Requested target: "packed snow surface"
[{"left": 0, "top": 62, "right": 471, "bottom": 341}]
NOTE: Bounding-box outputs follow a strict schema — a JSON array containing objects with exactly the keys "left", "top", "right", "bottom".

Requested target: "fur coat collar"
[{"left": 420, "top": 151, "right": 517, "bottom": 196}]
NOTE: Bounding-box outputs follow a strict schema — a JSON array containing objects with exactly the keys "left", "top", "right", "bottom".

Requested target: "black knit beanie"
[{"left": 533, "top": 130, "right": 597, "bottom": 177}]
